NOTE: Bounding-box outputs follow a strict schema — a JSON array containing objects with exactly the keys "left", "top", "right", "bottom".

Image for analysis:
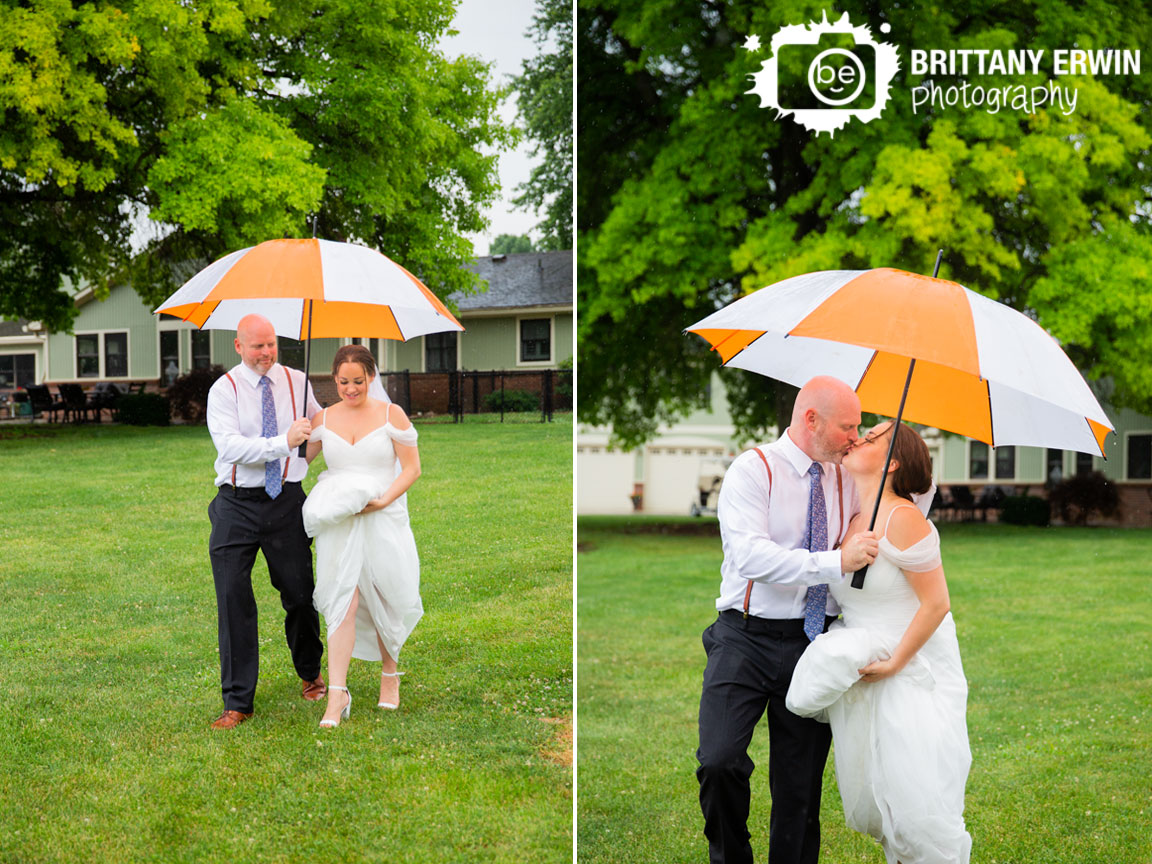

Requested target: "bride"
[
  {"left": 786, "top": 420, "right": 972, "bottom": 863},
  {"left": 303, "top": 344, "right": 423, "bottom": 728}
]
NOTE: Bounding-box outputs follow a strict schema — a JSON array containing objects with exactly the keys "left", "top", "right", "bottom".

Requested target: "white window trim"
[
  {"left": 1123, "top": 429, "right": 1152, "bottom": 482},
  {"left": 992, "top": 444, "right": 1018, "bottom": 482},
  {"left": 73, "top": 329, "right": 132, "bottom": 381},
  {"left": 190, "top": 328, "right": 215, "bottom": 370},
  {"left": 966, "top": 440, "right": 990, "bottom": 481},
  {"left": 157, "top": 319, "right": 197, "bottom": 379},
  {"left": 0, "top": 349, "right": 39, "bottom": 388},
  {"left": 157, "top": 329, "right": 183, "bottom": 382},
  {"left": 516, "top": 314, "right": 554, "bottom": 368},
  {"left": 421, "top": 331, "right": 460, "bottom": 373}
]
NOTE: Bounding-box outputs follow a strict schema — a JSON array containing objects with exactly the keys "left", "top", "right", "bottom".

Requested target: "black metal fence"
[{"left": 379, "top": 368, "right": 572, "bottom": 423}]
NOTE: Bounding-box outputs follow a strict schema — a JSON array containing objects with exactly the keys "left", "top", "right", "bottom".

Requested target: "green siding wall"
[
  {"left": 555, "top": 313, "right": 573, "bottom": 364},
  {"left": 462, "top": 318, "right": 515, "bottom": 370},
  {"left": 393, "top": 337, "right": 423, "bottom": 372}
]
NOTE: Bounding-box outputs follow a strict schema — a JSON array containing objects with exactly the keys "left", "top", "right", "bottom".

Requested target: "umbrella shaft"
[
  {"left": 297, "top": 299, "right": 314, "bottom": 458},
  {"left": 852, "top": 356, "right": 917, "bottom": 589}
]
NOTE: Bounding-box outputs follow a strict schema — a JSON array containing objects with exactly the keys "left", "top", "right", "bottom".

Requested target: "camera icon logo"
[{"left": 748, "top": 12, "right": 900, "bottom": 135}]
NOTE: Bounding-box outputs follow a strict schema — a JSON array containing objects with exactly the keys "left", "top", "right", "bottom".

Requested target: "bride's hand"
[
  {"left": 359, "top": 497, "right": 386, "bottom": 514},
  {"left": 858, "top": 658, "right": 900, "bottom": 682}
]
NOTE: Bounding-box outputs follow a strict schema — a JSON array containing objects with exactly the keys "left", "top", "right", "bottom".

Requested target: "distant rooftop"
[{"left": 452, "top": 250, "right": 572, "bottom": 312}]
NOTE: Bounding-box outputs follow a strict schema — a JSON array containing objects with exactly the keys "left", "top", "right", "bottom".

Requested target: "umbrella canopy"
[
  {"left": 687, "top": 268, "right": 1112, "bottom": 456},
  {"left": 154, "top": 238, "right": 463, "bottom": 341}
]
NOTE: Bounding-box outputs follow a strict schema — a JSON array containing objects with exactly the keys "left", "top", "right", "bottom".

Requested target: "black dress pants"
[
  {"left": 208, "top": 483, "right": 323, "bottom": 713},
  {"left": 696, "top": 611, "right": 833, "bottom": 864}
]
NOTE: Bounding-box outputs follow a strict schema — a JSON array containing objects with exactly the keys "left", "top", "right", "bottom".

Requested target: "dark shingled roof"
[
  {"left": 0, "top": 319, "right": 31, "bottom": 338},
  {"left": 452, "top": 250, "right": 572, "bottom": 312}
]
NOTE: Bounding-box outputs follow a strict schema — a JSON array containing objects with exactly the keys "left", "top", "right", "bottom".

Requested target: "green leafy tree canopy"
[
  {"left": 0, "top": 0, "right": 516, "bottom": 331},
  {"left": 578, "top": 0, "right": 1152, "bottom": 448},
  {"left": 513, "top": 0, "right": 573, "bottom": 251}
]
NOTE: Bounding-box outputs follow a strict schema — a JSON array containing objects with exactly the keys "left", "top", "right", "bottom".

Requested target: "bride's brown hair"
[
  {"left": 889, "top": 422, "right": 933, "bottom": 500},
  {"left": 332, "top": 344, "right": 377, "bottom": 379}
]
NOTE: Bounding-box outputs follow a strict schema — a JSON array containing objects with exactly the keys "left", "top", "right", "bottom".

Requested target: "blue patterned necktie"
[
  {"left": 803, "top": 462, "right": 828, "bottom": 641},
  {"left": 259, "top": 376, "right": 282, "bottom": 499}
]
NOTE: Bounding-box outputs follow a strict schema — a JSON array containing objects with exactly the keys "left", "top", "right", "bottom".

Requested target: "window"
[
  {"left": 1076, "top": 452, "right": 1094, "bottom": 476},
  {"left": 519, "top": 318, "right": 551, "bottom": 363},
  {"left": 192, "top": 330, "right": 212, "bottom": 369},
  {"left": 104, "top": 332, "right": 128, "bottom": 377},
  {"left": 969, "top": 442, "right": 989, "bottom": 479},
  {"left": 75, "top": 331, "right": 128, "bottom": 378},
  {"left": 1128, "top": 434, "right": 1152, "bottom": 480},
  {"left": 425, "top": 332, "right": 456, "bottom": 372},
  {"left": 994, "top": 445, "right": 1016, "bottom": 480},
  {"left": 160, "top": 331, "right": 180, "bottom": 385},
  {"left": 278, "top": 337, "right": 305, "bottom": 370},
  {"left": 0, "top": 353, "right": 35, "bottom": 389},
  {"left": 1046, "top": 449, "right": 1064, "bottom": 485},
  {"left": 76, "top": 334, "right": 100, "bottom": 378}
]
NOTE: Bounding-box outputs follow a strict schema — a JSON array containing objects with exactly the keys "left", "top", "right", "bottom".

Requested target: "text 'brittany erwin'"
[{"left": 908, "top": 48, "right": 1141, "bottom": 77}]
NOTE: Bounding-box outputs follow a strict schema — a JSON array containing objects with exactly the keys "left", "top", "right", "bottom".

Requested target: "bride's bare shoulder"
[{"left": 885, "top": 504, "right": 932, "bottom": 550}]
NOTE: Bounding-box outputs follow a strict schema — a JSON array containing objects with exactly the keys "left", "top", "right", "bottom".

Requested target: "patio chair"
[
  {"left": 25, "top": 385, "right": 64, "bottom": 421},
  {"left": 87, "top": 381, "right": 123, "bottom": 422},
  {"left": 976, "top": 485, "right": 1007, "bottom": 522},
  {"left": 59, "top": 383, "right": 93, "bottom": 423},
  {"left": 948, "top": 485, "right": 976, "bottom": 522}
]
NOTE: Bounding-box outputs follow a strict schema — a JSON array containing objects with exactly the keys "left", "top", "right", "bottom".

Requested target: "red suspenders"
[
  {"left": 742, "top": 448, "right": 844, "bottom": 619},
  {"left": 223, "top": 366, "right": 298, "bottom": 487}
]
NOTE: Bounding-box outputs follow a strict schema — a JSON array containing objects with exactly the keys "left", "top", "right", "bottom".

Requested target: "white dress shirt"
[
  {"left": 207, "top": 362, "right": 322, "bottom": 488},
  {"left": 715, "top": 429, "right": 860, "bottom": 619}
]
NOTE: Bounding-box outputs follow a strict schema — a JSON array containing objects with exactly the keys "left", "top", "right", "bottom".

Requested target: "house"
[
  {"left": 1, "top": 249, "right": 572, "bottom": 413},
  {"left": 577, "top": 374, "right": 1152, "bottom": 527}
]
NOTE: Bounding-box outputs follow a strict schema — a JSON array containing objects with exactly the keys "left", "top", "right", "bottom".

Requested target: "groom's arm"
[
  {"left": 718, "top": 454, "right": 848, "bottom": 587},
  {"left": 206, "top": 377, "right": 293, "bottom": 468}
]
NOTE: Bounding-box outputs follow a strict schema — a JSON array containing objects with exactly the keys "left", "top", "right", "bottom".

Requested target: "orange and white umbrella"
[
  {"left": 687, "top": 267, "right": 1113, "bottom": 456},
  {"left": 154, "top": 238, "right": 463, "bottom": 341}
]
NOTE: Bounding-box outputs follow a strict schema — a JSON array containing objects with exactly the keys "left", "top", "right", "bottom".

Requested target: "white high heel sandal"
[
  {"left": 319, "top": 685, "right": 351, "bottom": 728},
  {"left": 378, "top": 671, "right": 403, "bottom": 710}
]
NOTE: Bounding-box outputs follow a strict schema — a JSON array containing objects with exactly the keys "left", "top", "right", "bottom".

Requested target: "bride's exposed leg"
[
  {"left": 320, "top": 590, "right": 359, "bottom": 726},
  {"left": 377, "top": 633, "right": 400, "bottom": 709}
]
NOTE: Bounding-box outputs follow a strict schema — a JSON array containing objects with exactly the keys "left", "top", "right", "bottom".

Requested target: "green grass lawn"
[
  {"left": 0, "top": 421, "right": 572, "bottom": 864},
  {"left": 576, "top": 517, "right": 1152, "bottom": 863}
]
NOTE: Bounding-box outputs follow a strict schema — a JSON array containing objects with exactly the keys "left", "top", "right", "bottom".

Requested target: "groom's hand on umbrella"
[
  {"left": 840, "top": 531, "right": 879, "bottom": 573},
  {"left": 287, "top": 417, "right": 312, "bottom": 449}
]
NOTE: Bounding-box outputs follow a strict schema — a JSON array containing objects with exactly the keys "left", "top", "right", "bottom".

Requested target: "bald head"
[
  {"left": 234, "top": 314, "right": 278, "bottom": 375},
  {"left": 788, "top": 375, "right": 861, "bottom": 463}
]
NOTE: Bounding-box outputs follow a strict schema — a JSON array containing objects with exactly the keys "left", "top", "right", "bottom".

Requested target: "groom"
[
  {"left": 204, "top": 313, "right": 325, "bottom": 730},
  {"left": 696, "top": 376, "right": 878, "bottom": 863}
]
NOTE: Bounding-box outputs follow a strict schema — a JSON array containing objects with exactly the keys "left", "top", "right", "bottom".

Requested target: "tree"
[
  {"left": 578, "top": 0, "right": 1152, "bottom": 449},
  {"left": 513, "top": 0, "right": 572, "bottom": 251},
  {"left": 0, "top": 0, "right": 515, "bottom": 332},
  {"left": 490, "top": 233, "right": 536, "bottom": 254}
]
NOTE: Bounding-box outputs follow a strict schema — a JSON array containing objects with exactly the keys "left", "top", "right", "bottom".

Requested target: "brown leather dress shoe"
[
  {"left": 210, "top": 709, "right": 253, "bottom": 730},
  {"left": 302, "top": 676, "right": 327, "bottom": 701}
]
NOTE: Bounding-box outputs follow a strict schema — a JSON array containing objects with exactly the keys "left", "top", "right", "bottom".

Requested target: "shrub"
[
  {"left": 1048, "top": 471, "right": 1120, "bottom": 525},
  {"left": 117, "top": 393, "right": 171, "bottom": 426},
  {"left": 483, "top": 388, "right": 539, "bottom": 413},
  {"left": 1000, "top": 495, "right": 1050, "bottom": 527},
  {"left": 167, "top": 364, "right": 225, "bottom": 424}
]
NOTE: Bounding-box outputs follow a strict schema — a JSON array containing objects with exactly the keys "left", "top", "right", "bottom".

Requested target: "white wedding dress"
[
  {"left": 787, "top": 506, "right": 972, "bottom": 864},
  {"left": 302, "top": 407, "right": 422, "bottom": 662}
]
